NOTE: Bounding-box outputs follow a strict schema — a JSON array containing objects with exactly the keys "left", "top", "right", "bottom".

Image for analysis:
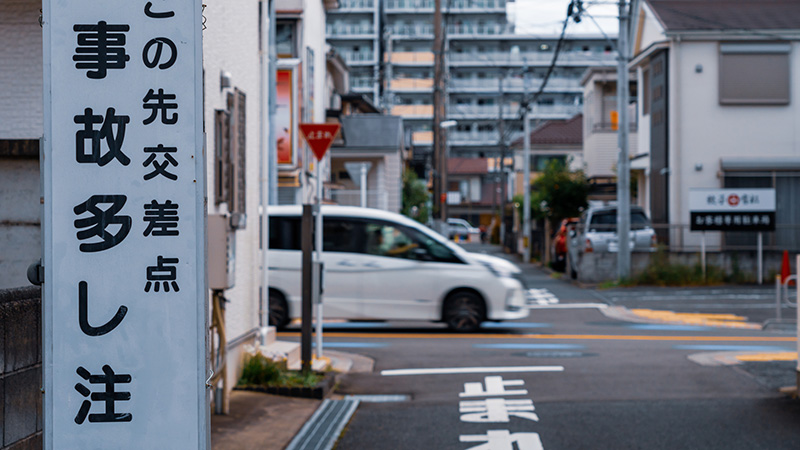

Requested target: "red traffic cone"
[{"left": 780, "top": 250, "right": 794, "bottom": 286}]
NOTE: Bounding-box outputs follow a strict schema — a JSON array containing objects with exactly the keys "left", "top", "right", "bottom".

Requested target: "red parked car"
[{"left": 551, "top": 218, "right": 578, "bottom": 272}]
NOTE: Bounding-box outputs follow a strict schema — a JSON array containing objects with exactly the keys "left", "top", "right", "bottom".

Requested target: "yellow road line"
[
  {"left": 628, "top": 309, "right": 760, "bottom": 330},
  {"left": 277, "top": 331, "right": 795, "bottom": 342},
  {"left": 736, "top": 352, "right": 798, "bottom": 362}
]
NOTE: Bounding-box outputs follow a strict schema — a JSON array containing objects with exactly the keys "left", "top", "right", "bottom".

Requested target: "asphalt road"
[{"left": 279, "top": 245, "right": 800, "bottom": 449}]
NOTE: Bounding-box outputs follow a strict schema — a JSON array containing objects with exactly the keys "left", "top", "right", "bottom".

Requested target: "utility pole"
[
  {"left": 433, "top": 0, "right": 447, "bottom": 231},
  {"left": 497, "top": 72, "right": 506, "bottom": 245},
  {"left": 384, "top": 30, "right": 394, "bottom": 112},
  {"left": 522, "top": 66, "right": 531, "bottom": 262},
  {"left": 616, "top": 0, "right": 631, "bottom": 279}
]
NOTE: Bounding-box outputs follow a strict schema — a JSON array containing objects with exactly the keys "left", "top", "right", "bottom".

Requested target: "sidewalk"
[{"left": 211, "top": 350, "right": 373, "bottom": 450}]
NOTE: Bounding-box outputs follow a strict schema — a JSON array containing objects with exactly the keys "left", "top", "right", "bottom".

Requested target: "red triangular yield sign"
[{"left": 299, "top": 123, "right": 341, "bottom": 160}]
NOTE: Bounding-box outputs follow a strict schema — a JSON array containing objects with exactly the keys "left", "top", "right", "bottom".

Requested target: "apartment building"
[{"left": 327, "top": 0, "right": 617, "bottom": 167}]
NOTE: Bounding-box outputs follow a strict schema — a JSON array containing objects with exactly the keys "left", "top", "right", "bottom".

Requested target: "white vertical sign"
[{"left": 42, "top": 1, "right": 207, "bottom": 448}]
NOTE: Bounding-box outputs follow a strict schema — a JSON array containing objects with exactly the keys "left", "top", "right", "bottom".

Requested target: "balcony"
[
  {"left": 385, "top": 51, "right": 434, "bottom": 65},
  {"left": 448, "top": 51, "right": 616, "bottom": 67},
  {"left": 329, "top": 0, "right": 375, "bottom": 12},
  {"left": 449, "top": 77, "right": 583, "bottom": 92},
  {"left": 391, "top": 78, "right": 434, "bottom": 92},
  {"left": 340, "top": 51, "right": 375, "bottom": 65},
  {"left": 327, "top": 23, "right": 377, "bottom": 38},
  {"left": 446, "top": 23, "right": 513, "bottom": 36},
  {"left": 386, "top": 0, "right": 507, "bottom": 13},
  {"left": 449, "top": 130, "right": 499, "bottom": 145},
  {"left": 448, "top": 103, "right": 582, "bottom": 119},
  {"left": 389, "top": 24, "right": 434, "bottom": 38},
  {"left": 412, "top": 130, "right": 433, "bottom": 145},
  {"left": 391, "top": 104, "right": 433, "bottom": 118}
]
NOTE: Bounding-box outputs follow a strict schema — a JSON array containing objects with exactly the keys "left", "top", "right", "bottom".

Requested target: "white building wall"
[
  {"left": 584, "top": 132, "right": 619, "bottom": 178},
  {"left": 0, "top": 0, "right": 42, "bottom": 289},
  {"left": 202, "top": 0, "right": 263, "bottom": 389},
  {"left": 672, "top": 40, "right": 800, "bottom": 248},
  {"left": 0, "top": 0, "right": 42, "bottom": 139},
  {"left": 0, "top": 160, "right": 40, "bottom": 288}
]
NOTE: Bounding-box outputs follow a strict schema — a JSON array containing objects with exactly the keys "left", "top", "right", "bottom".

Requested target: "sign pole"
[
  {"left": 701, "top": 231, "right": 706, "bottom": 281},
  {"left": 315, "top": 158, "right": 323, "bottom": 360},
  {"left": 757, "top": 232, "right": 763, "bottom": 285},
  {"left": 298, "top": 123, "right": 340, "bottom": 368}
]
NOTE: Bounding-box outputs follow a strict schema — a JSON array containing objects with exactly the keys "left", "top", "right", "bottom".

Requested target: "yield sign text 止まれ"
[{"left": 299, "top": 123, "right": 340, "bottom": 160}]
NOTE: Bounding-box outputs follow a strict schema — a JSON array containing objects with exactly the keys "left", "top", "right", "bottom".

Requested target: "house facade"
[{"left": 631, "top": 0, "right": 800, "bottom": 257}]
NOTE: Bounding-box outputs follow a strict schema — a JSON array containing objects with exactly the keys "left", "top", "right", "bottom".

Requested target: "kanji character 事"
[{"left": 73, "top": 21, "right": 130, "bottom": 79}]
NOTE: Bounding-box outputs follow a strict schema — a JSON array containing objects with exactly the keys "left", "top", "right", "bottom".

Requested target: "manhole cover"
[{"left": 514, "top": 351, "right": 595, "bottom": 358}]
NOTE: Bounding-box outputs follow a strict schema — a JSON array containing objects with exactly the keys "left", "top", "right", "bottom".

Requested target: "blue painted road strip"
[
  {"left": 481, "top": 322, "right": 551, "bottom": 329},
  {"left": 474, "top": 343, "right": 584, "bottom": 350}
]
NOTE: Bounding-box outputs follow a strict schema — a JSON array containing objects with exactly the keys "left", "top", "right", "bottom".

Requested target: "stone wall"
[{"left": 0, "top": 286, "right": 42, "bottom": 449}]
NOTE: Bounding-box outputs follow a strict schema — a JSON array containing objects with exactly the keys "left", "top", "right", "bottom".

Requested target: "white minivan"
[{"left": 267, "top": 206, "right": 529, "bottom": 331}]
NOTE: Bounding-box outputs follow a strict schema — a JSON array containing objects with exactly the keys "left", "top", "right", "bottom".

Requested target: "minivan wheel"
[
  {"left": 269, "top": 290, "right": 289, "bottom": 329},
  {"left": 443, "top": 291, "right": 485, "bottom": 332}
]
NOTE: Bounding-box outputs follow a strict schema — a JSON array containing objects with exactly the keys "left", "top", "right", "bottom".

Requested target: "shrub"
[{"left": 238, "top": 353, "right": 323, "bottom": 388}]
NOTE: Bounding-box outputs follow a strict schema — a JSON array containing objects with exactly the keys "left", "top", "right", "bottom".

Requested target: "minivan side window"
[
  {"left": 269, "top": 216, "right": 302, "bottom": 250},
  {"left": 323, "top": 218, "right": 366, "bottom": 253},
  {"left": 364, "top": 220, "right": 463, "bottom": 263}
]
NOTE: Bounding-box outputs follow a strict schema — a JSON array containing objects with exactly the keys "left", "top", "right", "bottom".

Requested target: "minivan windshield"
[{"left": 589, "top": 211, "right": 650, "bottom": 231}]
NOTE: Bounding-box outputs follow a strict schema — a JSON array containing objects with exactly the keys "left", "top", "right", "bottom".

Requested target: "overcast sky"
[{"left": 509, "top": 0, "right": 619, "bottom": 36}]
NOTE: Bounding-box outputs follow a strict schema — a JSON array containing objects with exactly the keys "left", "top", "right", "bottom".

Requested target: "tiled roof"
[
  {"left": 647, "top": 0, "right": 800, "bottom": 32},
  {"left": 448, "top": 158, "right": 488, "bottom": 175},
  {"left": 511, "top": 114, "right": 582, "bottom": 148}
]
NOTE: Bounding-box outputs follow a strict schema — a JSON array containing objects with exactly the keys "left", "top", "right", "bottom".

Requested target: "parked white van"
[{"left": 267, "top": 206, "right": 529, "bottom": 331}]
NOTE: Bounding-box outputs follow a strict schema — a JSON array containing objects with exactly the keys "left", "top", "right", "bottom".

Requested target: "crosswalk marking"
[{"left": 526, "top": 288, "right": 559, "bottom": 306}]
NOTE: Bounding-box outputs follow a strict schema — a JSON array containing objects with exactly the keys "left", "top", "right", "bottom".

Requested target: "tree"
[
  {"left": 401, "top": 169, "right": 430, "bottom": 224},
  {"left": 519, "top": 159, "right": 588, "bottom": 227}
]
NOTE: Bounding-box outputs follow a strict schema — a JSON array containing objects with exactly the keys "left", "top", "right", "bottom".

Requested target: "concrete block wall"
[{"left": 0, "top": 286, "right": 42, "bottom": 450}]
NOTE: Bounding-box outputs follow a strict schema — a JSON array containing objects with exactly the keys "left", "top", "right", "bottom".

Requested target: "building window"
[
  {"left": 276, "top": 21, "right": 298, "bottom": 57},
  {"left": 719, "top": 42, "right": 790, "bottom": 105},
  {"left": 642, "top": 68, "right": 650, "bottom": 116}
]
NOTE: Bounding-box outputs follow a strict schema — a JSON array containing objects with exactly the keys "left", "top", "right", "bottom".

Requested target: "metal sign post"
[
  {"left": 42, "top": 2, "right": 207, "bottom": 448},
  {"left": 299, "top": 123, "right": 340, "bottom": 366}
]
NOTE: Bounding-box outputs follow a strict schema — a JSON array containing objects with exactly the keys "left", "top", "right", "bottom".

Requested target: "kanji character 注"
[{"left": 74, "top": 365, "right": 132, "bottom": 424}]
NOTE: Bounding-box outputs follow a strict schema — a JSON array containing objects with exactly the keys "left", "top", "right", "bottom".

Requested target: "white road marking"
[
  {"left": 527, "top": 302, "right": 608, "bottom": 310},
  {"left": 526, "top": 288, "right": 559, "bottom": 306},
  {"left": 381, "top": 366, "right": 564, "bottom": 376}
]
